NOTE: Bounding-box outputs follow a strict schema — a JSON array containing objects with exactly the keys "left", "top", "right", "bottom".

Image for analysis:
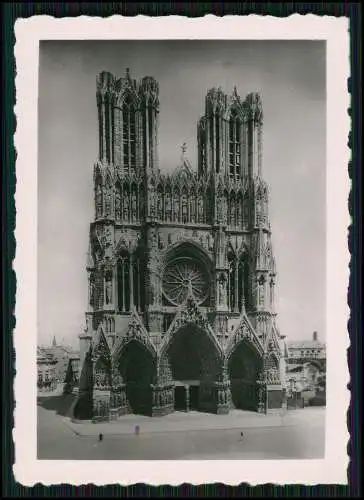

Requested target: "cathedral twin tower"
[{"left": 75, "top": 68, "right": 284, "bottom": 421}]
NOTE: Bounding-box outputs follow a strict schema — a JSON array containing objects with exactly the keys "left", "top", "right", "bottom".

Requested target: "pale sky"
[{"left": 38, "top": 40, "right": 326, "bottom": 348}]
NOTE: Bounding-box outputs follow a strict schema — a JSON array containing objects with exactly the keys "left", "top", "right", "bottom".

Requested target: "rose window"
[{"left": 163, "top": 256, "right": 210, "bottom": 306}]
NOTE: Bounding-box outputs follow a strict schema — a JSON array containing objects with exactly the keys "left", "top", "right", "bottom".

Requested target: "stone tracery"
[{"left": 78, "top": 69, "right": 283, "bottom": 422}]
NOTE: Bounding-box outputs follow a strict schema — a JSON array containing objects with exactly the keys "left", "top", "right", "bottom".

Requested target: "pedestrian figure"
[
  {"left": 240, "top": 431, "right": 244, "bottom": 438},
  {"left": 98, "top": 433, "right": 103, "bottom": 442},
  {"left": 134, "top": 425, "right": 140, "bottom": 436}
]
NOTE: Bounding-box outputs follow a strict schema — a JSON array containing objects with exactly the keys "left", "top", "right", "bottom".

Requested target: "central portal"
[
  {"left": 167, "top": 324, "right": 221, "bottom": 413},
  {"left": 174, "top": 381, "right": 200, "bottom": 412}
]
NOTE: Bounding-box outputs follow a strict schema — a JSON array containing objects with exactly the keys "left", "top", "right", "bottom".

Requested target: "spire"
[
  {"left": 52, "top": 335, "right": 57, "bottom": 347},
  {"left": 181, "top": 142, "right": 187, "bottom": 163}
]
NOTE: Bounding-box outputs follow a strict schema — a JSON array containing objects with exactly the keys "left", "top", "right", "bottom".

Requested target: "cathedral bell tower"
[{"left": 79, "top": 69, "right": 160, "bottom": 376}]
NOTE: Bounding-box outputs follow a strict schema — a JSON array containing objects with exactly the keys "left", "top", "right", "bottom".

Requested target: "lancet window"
[
  {"left": 117, "top": 251, "right": 145, "bottom": 314},
  {"left": 122, "top": 96, "right": 136, "bottom": 173},
  {"left": 181, "top": 189, "right": 188, "bottom": 224},
  {"left": 215, "top": 116, "right": 220, "bottom": 173},
  {"left": 229, "top": 112, "right": 241, "bottom": 178},
  {"left": 227, "top": 253, "right": 250, "bottom": 313},
  {"left": 227, "top": 252, "right": 239, "bottom": 313}
]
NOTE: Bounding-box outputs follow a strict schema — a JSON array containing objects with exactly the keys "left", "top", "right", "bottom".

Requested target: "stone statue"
[
  {"left": 190, "top": 197, "right": 196, "bottom": 222},
  {"left": 174, "top": 198, "right": 180, "bottom": 221},
  {"left": 157, "top": 195, "right": 163, "bottom": 220},
  {"left": 218, "top": 276, "right": 226, "bottom": 305},
  {"left": 96, "top": 185, "right": 102, "bottom": 218},
  {"left": 89, "top": 274, "right": 95, "bottom": 305},
  {"left": 115, "top": 190, "right": 121, "bottom": 220},
  {"left": 103, "top": 227, "right": 113, "bottom": 247},
  {"left": 198, "top": 197, "right": 204, "bottom": 222},
  {"left": 123, "top": 192, "right": 130, "bottom": 221},
  {"left": 182, "top": 195, "right": 188, "bottom": 223},
  {"left": 132, "top": 191, "right": 137, "bottom": 220},
  {"left": 217, "top": 196, "right": 222, "bottom": 222},
  {"left": 165, "top": 195, "right": 171, "bottom": 221},
  {"left": 105, "top": 277, "right": 113, "bottom": 305},
  {"left": 259, "top": 283, "right": 265, "bottom": 306},
  {"left": 105, "top": 189, "right": 112, "bottom": 216},
  {"left": 236, "top": 202, "right": 241, "bottom": 227},
  {"left": 149, "top": 189, "right": 155, "bottom": 217}
]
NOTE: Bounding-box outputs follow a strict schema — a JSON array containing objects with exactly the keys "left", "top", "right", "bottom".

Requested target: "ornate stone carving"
[
  {"left": 226, "top": 316, "right": 264, "bottom": 359},
  {"left": 218, "top": 274, "right": 227, "bottom": 305},
  {"left": 115, "top": 189, "right": 121, "bottom": 220},
  {"left": 123, "top": 190, "right": 130, "bottom": 220},
  {"left": 132, "top": 191, "right": 137, "bottom": 220},
  {"left": 96, "top": 185, "right": 103, "bottom": 218},
  {"left": 105, "top": 272, "right": 113, "bottom": 305},
  {"left": 101, "top": 226, "right": 113, "bottom": 248},
  {"left": 111, "top": 362, "right": 123, "bottom": 390},
  {"left": 89, "top": 272, "right": 95, "bottom": 306},
  {"left": 158, "top": 233, "right": 165, "bottom": 249},
  {"left": 104, "top": 189, "right": 112, "bottom": 216},
  {"left": 114, "top": 313, "right": 157, "bottom": 359}
]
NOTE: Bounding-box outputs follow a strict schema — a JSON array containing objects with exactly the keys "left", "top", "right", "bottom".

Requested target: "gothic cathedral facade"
[{"left": 74, "top": 69, "right": 284, "bottom": 421}]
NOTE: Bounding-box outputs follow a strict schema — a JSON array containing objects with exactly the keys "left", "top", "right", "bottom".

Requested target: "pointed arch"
[
  {"left": 159, "top": 295, "right": 223, "bottom": 362},
  {"left": 225, "top": 315, "right": 264, "bottom": 360},
  {"left": 93, "top": 325, "right": 112, "bottom": 390},
  {"left": 112, "top": 311, "right": 157, "bottom": 361}
]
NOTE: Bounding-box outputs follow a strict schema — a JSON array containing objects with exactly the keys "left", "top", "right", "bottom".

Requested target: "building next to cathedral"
[{"left": 74, "top": 68, "right": 285, "bottom": 421}]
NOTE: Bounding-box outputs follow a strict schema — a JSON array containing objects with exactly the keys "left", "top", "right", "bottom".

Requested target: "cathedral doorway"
[
  {"left": 118, "top": 340, "right": 156, "bottom": 416},
  {"left": 228, "top": 341, "right": 262, "bottom": 411},
  {"left": 166, "top": 324, "right": 221, "bottom": 413},
  {"left": 174, "top": 385, "right": 187, "bottom": 411}
]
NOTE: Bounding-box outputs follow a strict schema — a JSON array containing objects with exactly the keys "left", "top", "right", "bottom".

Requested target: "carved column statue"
[{"left": 105, "top": 270, "right": 113, "bottom": 306}]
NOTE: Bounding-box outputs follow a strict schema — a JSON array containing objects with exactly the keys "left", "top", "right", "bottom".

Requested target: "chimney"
[{"left": 313, "top": 331, "right": 318, "bottom": 342}]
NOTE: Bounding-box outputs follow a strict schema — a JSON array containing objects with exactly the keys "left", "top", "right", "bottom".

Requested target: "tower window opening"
[
  {"left": 229, "top": 115, "right": 241, "bottom": 178},
  {"left": 123, "top": 98, "right": 136, "bottom": 173}
]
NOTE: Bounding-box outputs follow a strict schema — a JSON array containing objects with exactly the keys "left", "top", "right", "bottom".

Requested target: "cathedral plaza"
[
  {"left": 37, "top": 401, "right": 325, "bottom": 460},
  {"left": 73, "top": 68, "right": 286, "bottom": 422}
]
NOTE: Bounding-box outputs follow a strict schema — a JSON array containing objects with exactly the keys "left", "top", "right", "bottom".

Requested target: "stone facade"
[{"left": 74, "top": 69, "right": 284, "bottom": 421}]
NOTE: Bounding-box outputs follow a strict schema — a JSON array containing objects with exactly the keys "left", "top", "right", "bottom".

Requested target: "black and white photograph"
[{"left": 14, "top": 15, "right": 350, "bottom": 486}]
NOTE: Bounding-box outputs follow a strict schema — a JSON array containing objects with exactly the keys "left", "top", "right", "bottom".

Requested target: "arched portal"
[
  {"left": 166, "top": 324, "right": 222, "bottom": 413},
  {"left": 228, "top": 340, "right": 262, "bottom": 411},
  {"left": 117, "top": 340, "right": 156, "bottom": 415}
]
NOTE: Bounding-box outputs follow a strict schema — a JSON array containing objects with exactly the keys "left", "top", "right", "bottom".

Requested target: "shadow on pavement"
[{"left": 37, "top": 393, "right": 76, "bottom": 417}]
